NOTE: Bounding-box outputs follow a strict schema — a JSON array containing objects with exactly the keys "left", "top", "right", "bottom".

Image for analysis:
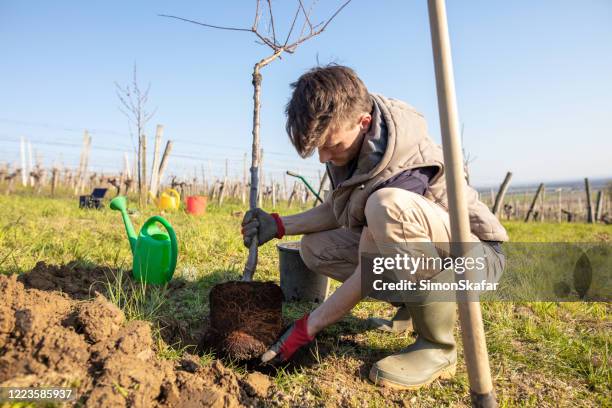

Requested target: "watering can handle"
[{"left": 142, "top": 215, "right": 178, "bottom": 280}]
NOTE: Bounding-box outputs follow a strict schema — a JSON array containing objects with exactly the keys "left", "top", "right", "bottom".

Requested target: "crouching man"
[{"left": 241, "top": 65, "right": 508, "bottom": 389}]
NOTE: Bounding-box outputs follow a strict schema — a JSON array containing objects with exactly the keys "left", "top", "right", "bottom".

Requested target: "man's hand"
[
  {"left": 241, "top": 208, "right": 284, "bottom": 248},
  {"left": 261, "top": 314, "right": 314, "bottom": 363}
]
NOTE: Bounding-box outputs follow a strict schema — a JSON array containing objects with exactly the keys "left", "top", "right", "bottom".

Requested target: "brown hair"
[{"left": 285, "top": 65, "right": 372, "bottom": 158}]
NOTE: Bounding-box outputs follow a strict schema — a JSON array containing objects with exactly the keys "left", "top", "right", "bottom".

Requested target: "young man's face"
[{"left": 317, "top": 113, "right": 372, "bottom": 166}]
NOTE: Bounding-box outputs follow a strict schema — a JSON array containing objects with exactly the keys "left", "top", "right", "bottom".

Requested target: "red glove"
[
  {"left": 261, "top": 314, "right": 314, "bottom": 363},
  {"left": 270, "top": 213, "right": 285, "bottom": 238}
]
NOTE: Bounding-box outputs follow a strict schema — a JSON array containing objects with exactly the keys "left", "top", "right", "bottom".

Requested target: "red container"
[{"left": 186, "top": 196, "right": 207, "bottom": 216}]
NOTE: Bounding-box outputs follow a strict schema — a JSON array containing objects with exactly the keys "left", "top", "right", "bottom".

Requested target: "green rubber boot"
[
  {"left": 367, "top": 305, "right": 413, "bottom": 333},
  {"left": 369, "top": 300, "right": 457, "bottom": 390}
]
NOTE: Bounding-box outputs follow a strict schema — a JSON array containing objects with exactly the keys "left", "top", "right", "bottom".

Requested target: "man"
[{"left": 241, "top": 65, "right": 508, "bottom": 389}]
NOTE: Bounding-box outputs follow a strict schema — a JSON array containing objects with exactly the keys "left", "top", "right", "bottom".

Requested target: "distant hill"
[{"left": 475, "top": 177, "right": 611, "bottom": 194}]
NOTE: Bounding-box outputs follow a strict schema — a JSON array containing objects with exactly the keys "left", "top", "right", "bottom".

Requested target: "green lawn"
[{"left": 0, "top": 194, "right": 609, "bottom": 407}]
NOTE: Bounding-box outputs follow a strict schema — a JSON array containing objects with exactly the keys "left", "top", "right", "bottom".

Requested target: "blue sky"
[{"left": 1, "top": 1, "right": 610, "bottom": 187}]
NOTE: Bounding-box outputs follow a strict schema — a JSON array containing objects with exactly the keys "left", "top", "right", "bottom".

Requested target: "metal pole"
[
  {"left": 427, "top": 1, "right": 496, "bottom": 406},
  {"left": 286, "top": 170, "right": 323, "bottom": 203}
]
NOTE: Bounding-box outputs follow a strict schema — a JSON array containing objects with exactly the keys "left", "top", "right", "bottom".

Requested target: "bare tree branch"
[
  {"left": 286, "top": 0, "right": 352, "bottom": 51},
  {"left": 160, "top": 0, "right": 356, "bottom": 55},
  {"left": 115, "top": 64, "right": 156, "bottom": 207},
  {"left": 299, "top": 0, "right": 314, "bottom": 31},
  {"left": 283, "top": 3, "right": 302, "bottom": 47},
  {"left": 160, "top": 12, "right": 284, "bottom": 52},
  {"left": 253, "top": 0, "right": 261, "bottom": 30},
  {"left": 266, "top": 0, "right": 277, "bottom": 45},
  {"left": 159, "top": 14, "right": 253, "bottom": 33},
  {"left": 159, "top": 0, "right": 353, "bottom": 279}
]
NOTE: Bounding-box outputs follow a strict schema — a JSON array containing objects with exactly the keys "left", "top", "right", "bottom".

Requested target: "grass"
[{"left": 0, "top": 192, "right": 610, "bottom": 407}]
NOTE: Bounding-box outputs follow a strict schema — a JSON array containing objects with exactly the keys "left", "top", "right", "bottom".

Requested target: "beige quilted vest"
[{"left": 329, "top": 94, "right": 509, "bottom": 242}]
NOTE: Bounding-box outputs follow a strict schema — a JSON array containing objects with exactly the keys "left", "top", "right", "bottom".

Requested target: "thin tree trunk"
[
  {"left": 243, "top": 51, "right": 283, "bottom": 281},
  {"left": 137, "top": 135, "right": 142, "bottom": 204},
  {"left": 258, "top": 148, "right": 264, "bottom": 208}
]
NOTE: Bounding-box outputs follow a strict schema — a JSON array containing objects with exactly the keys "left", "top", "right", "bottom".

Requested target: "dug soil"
[
  {"left": 205, "top": 281, "right": 284, "bottom": 361},
  {"left": 0, "top": 262, "right": 274, "bottom": 407}
]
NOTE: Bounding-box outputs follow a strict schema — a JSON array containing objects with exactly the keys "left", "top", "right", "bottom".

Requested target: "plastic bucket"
[
  {"left": 277, "top": 241, "right": 330, "bottom": 303},
  {"left": 186, "top": 196, "right": 207, "bottom": 216}
]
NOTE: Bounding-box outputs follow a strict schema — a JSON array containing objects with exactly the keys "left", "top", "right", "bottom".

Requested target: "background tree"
[
  {"left": 115, "top": 64, "right": 157, "bottom": 207},
  {"left": 161, "top": 0, "right": 352, "bottom": 280}
]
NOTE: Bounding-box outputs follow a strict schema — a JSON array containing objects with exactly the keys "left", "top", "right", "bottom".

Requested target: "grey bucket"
[{"left": 277, "top": 241, "right": 330, "bottom": 303}]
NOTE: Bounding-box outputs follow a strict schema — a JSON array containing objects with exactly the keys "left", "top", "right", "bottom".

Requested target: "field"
[{"left": 0, "top": 193, "right": 610, "bottom": 407}]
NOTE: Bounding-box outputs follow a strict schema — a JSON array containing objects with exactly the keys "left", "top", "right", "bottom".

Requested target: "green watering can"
[{"left": 110, "top": 196, "right": 178, "bottom": 285}]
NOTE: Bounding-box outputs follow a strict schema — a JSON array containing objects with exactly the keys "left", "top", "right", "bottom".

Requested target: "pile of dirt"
[
  {"left": 0, "top": 264, "right": 274, "bottom": 407},
  {"left": 205, "top": 281, "right": 284, "bottom": 361},
  {"left": 17, "top": 260, "right": 124, "bottom": 300}
]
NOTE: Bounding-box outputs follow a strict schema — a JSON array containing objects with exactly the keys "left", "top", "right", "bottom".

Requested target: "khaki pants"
[{"left": 300, "top": 188, "right": 504, "bottom": 288}]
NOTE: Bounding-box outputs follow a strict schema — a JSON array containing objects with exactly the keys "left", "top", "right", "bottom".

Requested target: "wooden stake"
[
  {"left": 219, "top": 178, "right": 227, "bottom": 205},
  {"left": 140, "top": 134, "right": 147, "bottom": 207},
  {"left": 271, "top": 176, "right": 276, "bottom": 209},
  {"left": 123, "top": 153, "right": 131, "bottom": 179},
  {"left": 314, "top": 170, "right": 329, "bottom": 207},
  {"left": 283, "top": 172, "right": 288, "bottom": 201},
  {"left": 584, "top": 178, "right": 593, "bottom": 223},
  {"left": 287, "top": 181, "right": 297, "bottom": 208},
  {"left": 524, "top": 183, "right": 544, "bottom": 222},
  {"left": 157, "top": 140, "right": 174, "bottom": 192},
  {"left": 51, "top": 168, "right": 58, "bottom": 197},
  {"left": 557, "top": 189, "right": 562, "bottom": 223},
  {"left": 428, "top": 1, "right": 496, "bottom": 405},
  {"left": 492, "top": 172, "right": 512, "bottom": 217},
  {"left": 149, "top": 125, "right": 164, "bottom": 199},
  {"left": 27, "top": 140, "right": 34, "bottom": 187},
  {"left": 75, "top": 131, "right": 91, "bottom": 194},
  {"left": 242, "top": 152, "right": 247, "bottom": 205},
  {"left": 20, "top": 137, "right": 27, "bottom": 186},
  {"left": 202, "top": 164, "right": 207, "bottom": 195},
  {"left": 594, "top": 190, "right": 603, "bottom": 222},
  {"left": 540, "top": 186, "right": 546, "bottom": 222}
]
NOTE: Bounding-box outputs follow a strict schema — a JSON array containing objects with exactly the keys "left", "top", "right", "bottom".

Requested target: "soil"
[
  {"left": 0, "top": 262, "right": 275, "bottom": 407},
  {"left": 205, "top": 281, "right": 284, "bottom": 361}
]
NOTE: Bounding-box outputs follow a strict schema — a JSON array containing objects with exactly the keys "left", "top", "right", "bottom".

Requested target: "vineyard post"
[
  {"left": 584, "top": 178, "right": 593, "bottom": 223},
  {"left": 492, "top": 171, "right": 512, "bottom": 217},
  {"left": 524, "top": 183, "right": 544, "bottom": 222}
]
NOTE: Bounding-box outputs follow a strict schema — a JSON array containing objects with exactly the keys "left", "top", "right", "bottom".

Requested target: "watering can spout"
[{"left": 109, "top": 196, "right": 138, "bottom": 254}]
